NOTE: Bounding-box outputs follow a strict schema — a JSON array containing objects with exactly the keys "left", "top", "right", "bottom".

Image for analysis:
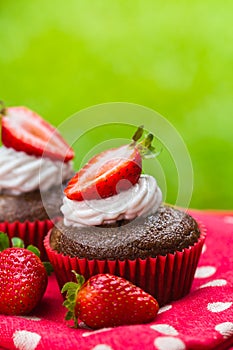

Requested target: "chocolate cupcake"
[
  {"left": 0, "top": 184, "right": 66, "bottom": 223},
  {"left": 0, "top": 105, "right": 74, "bottom": 259},
  {"left": 45, "top": 205, "right": 204, "bottom": 305},
  {"left": 50, "top": 206, "right": 200, "bottom": 260},
  {"left": 44, "top": 127, "right": 205, "bottom": 305}
]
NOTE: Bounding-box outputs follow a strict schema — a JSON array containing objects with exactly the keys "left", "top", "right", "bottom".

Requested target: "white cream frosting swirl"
[
  {"left": 0, "top": 146, "right": 73, "bottom": 195},
  {"left": 62, "top": 174, "right": 162, "bottom": 227}
]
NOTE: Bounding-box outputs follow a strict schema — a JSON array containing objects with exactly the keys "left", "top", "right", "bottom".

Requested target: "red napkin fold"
[{"left": 0, "top": 210, "right": 232, "bottom": 350}]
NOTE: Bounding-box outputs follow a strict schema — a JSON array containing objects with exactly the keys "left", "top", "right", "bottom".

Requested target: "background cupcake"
[
  {"left": 0, "top": 104, "right": 74, "bottom": 259},
  {"left": 44, "top": 127, "right": 205, "bottom": 305}
]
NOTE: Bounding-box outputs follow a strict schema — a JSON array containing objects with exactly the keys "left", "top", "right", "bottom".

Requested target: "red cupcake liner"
[
  {"left": 0, "top": 219, "right": 55, "bottom": 261},
  {"left": 44, "top": 224, "right": 206, "bottom": 306}
]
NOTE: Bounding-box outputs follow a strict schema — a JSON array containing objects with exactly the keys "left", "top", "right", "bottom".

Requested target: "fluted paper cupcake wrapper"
[
  {"left": 44, "top": 224, "right": 206, "bottom": 306},
  {"left": 0, "top": 219, "right": 55, "bottom": 261}
]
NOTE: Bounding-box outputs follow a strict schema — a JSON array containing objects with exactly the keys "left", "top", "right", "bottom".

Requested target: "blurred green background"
[{"left": 0, "top": 0, "right": 232, "bottom": 209}]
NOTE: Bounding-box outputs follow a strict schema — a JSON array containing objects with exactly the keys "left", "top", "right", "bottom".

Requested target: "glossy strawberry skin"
[
  {"left": 75, "top": 274, "right": 159, "bottom": 329},
  {"left": 0, "top": 248, "right": 48, "bottom": 315},
  {"left": 65, "top": 144, "right": 142, "bottom": 200},
  {"left": 1, "top": 106, "right": 74, "bottom": 162}
]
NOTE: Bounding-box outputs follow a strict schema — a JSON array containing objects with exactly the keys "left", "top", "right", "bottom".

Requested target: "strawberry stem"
[
  {"left": 0, "top": 101, "right": 6, "bottom": 116},
  {"left": 140, "top": 133, "right": 154, "bottom": 148},
  {"left": 130, "top": 126, "right": 161, "bottom": 159},
  {"left": 132, "top": 125, "right": 144, "bottom": 142},
  {"left": 62, "top": 271, "right": 85, "bottom": 328}
]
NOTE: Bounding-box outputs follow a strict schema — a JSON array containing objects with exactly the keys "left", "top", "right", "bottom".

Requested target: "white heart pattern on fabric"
[
  {"left": 13, "top": 330, "right": 41, "bottom": 350},
  {"left": 215, "top": 322, "right": 233, "bottom": 338},
  {"left": 151, "top": 324, "right": 179, "bottom": 336},
  {"left": 154, "top": 336, "right": 186, "bottom": 350},
  {"left": 157, "top": 305, "right": 172, "bottom": 314},
  {"left": 199, "top": 279, "right": 227, "bottom": 288},
  {"left": 207, "top": 302, "right": 232, "bottom": 313},
  {"left": 194, "top": 266, "right": 216, "bottom": 278},
  {"left": 92, "top": 345, "right": 113, "bottom": 350}
]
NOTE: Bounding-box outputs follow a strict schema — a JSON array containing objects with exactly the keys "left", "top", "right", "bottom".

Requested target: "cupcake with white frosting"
[
  {"left": 0, "top": 104, "right": 74, "bottom": 259},
  {"left": 44, "top": 126, "right": 205, "bottom": 305}
]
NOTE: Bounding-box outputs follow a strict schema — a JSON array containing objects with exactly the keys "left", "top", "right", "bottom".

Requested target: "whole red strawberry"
[
  {"left": 62, "top": 272, "right": 159, "bottom": 329},
  {"left": 0, "top": 233, "right": 50, "bottom": 315},
  {"left": 0, "top": 102, "right": 74, "bottom": 162},
  {"left": 64, "top": 126, "right": 158, "bottom": 201}
]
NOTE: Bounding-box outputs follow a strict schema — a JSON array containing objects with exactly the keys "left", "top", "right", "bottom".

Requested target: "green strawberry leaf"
[
  {"left": 11, "top": 237, "right": 25, "bottom": 248},
  {"left": 43, "top": 261, "right": 53, "bottom": 276},
  {"left": 27, "top": 244, "right": 40, "bottom": 257},
  {"left": 0, "top": 232, "right": 10, "bottom": 251},
  {"left": 62, "top": 271, "right": 85, "bottom": 328},
  {"left": 65, "top": 310, "right": 74, "bottom": 321},
  {"left": 61, "top": 281, "right": 79, "bottom": 294}
]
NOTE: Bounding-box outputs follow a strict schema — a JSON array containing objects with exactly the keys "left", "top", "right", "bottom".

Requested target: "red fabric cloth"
[{"left": 0, "top": 210, "right": 232, "bottom": 350}]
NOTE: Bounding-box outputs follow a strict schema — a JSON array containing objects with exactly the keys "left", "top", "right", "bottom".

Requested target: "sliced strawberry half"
[
  {"left": 64, "top": 126, "right": 157, "bottom": 201},
  {"left": 1, "top": 105, "right": 74, "bottom": 162},
  {"left": 65, "top": 144, "right": 142, "bottom": 200}
]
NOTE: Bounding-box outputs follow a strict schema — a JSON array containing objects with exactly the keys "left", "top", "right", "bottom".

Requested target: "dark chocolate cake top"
[{"left": 50, "top": 205, "right": 200, "bottom": 260}]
